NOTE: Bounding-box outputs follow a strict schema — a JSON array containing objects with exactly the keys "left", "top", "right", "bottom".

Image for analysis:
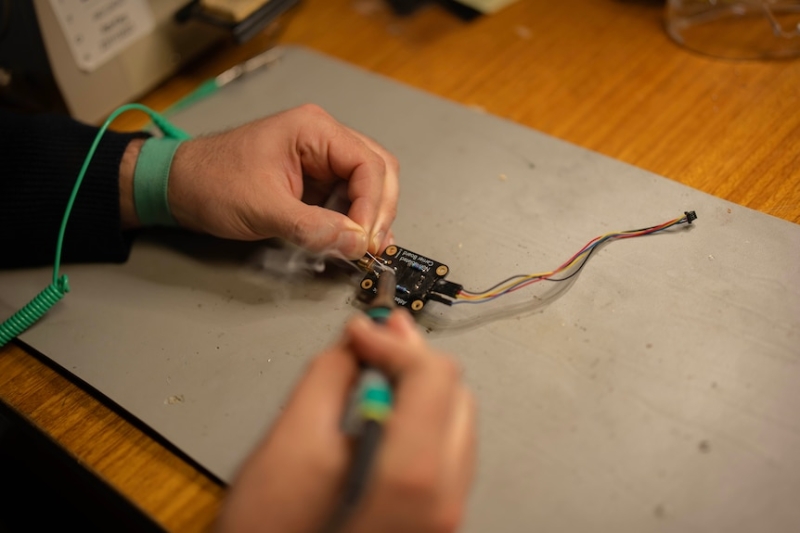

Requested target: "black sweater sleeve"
[{"left": 0, "top": 110, "right": 148, "bottom": 269}]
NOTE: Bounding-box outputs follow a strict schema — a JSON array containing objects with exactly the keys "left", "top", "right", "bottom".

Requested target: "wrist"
[
  {"left": 133, "top": 137, "right": 184, "bottom": 226},
  {"left": 120, "top": 138, "right": 145, "bottom": 230},
  {"left": 167, "top": 138, "right": 202, "bottom": 233}
]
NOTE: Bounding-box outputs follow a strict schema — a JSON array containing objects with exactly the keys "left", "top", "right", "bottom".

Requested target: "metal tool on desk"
[
  {"left": 167, "top": 47, "right": 284, "bottom": 114},
  {"left": 340, "top": 269, "right": 396, "bottom": 509}
]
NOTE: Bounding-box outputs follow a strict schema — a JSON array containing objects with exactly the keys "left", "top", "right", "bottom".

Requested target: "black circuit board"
[{"left": 358, "top": 246, "right": 462, "bottom": 313}]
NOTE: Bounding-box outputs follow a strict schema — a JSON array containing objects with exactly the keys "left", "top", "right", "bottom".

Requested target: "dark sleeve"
[{"left": 0, "top": 110, "right": 149, "bottom": 269}]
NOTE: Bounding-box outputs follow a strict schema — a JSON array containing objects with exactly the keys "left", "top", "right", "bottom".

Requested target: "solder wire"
[{"left": 453, "top": 213, "right": 694, "bottom": 305}]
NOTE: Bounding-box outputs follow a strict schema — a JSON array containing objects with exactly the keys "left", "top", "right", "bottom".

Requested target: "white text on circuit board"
[{"left": 398, "top": 253, "right": 433, "bottom": 272}]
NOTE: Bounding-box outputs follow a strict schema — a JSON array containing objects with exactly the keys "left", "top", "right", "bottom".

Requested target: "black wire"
[
  {"left": 544, "top": 245, "right": 597, "bottom": 282},
  {"left": 543, "top": 218, "right": 688, "bottom": 283},
  {"left": 461, "top": 231, "right": 615, "bottom": 293},
  {"left": 459, "top": 217, "right": 688, "bottom": 295},
  {"left": 619, "top": 216, "right": 687, "bottom": 234},
  {"left": 545, "top": 218, "right": 687, "bottom": 283},
  {"left": 460, "top": 274, "right": 530, "bottom": 296}
]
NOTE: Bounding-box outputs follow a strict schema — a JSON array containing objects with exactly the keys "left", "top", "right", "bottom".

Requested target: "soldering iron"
[{"left": 340, "top": 268, "right": 396, "bottom": 510}]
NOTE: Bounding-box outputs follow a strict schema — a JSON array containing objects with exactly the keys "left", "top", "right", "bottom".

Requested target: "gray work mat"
[{"left": 2, "top": 46, "right": 800, "bottom": 532}]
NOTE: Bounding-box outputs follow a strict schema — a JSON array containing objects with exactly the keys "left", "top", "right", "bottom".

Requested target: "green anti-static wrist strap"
[
  {"left": 0, "top": 103, "right": 191, "bottom": 348},
  {"left": 133, "top": 138, "right": 184, "bottom": 226}
]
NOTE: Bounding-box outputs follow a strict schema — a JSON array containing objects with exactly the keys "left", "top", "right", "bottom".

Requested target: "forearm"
[{"left": 0, "top": 110, "right": 147, "bottom": 268}]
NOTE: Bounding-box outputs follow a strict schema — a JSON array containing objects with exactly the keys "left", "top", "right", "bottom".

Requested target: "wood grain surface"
[{"left": 2, "top": 0, "right": 798, "bottom": 531}]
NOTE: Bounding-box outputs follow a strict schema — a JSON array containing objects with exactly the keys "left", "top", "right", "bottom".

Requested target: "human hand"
[
  {"left": 216, "top": 310, "right": 476, "bottom": 533},
  {"left": 167, "top": 104, "right": 398, "bottom": 258}
]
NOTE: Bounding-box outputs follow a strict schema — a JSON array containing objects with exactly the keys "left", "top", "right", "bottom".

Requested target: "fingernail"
[
  {"left": 336, "top": 228, "right": 367, "bottom": 258},
  {"left": 371, "top": 230, "right": 385, "bottom": 253}
]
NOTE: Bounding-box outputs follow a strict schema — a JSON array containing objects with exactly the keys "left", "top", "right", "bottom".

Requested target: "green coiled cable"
[{"left": 0, "top": 103, "right": 190, "bottom": 348}]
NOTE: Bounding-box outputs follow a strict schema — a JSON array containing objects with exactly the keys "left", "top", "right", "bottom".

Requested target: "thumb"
[{"left": 278, "top": 203, "right": 369, "bottom": 259}]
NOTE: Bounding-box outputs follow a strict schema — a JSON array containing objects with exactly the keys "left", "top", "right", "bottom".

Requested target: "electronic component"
[
  {"left": 354, "top": 212, "right": 696, "bottom": 315},
  {"left": 358, "top": 246, "right": 463, "bottom": 313}
]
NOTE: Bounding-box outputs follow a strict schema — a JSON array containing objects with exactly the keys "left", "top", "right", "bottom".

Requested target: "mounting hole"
[
  {"left": 436, "top": 265, "right": 449, "bottom": 276},
  {"left": 385, "top": 245, "right": 398, "bottom": 257},
  {"left": 361, "top": 279, "right": 374, "bottom": 290},
  {"left": 411, "top": 300, "right": 424, "bottom": 311}
]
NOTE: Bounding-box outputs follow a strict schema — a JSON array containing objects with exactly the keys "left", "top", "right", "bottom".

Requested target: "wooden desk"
[{"left": 1, "top": 0, "right": 797, "bottom": 530}]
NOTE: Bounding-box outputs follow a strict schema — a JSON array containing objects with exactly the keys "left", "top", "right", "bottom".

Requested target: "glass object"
[{"left": 665, "top": 0, "right": 800, "bottom": 59}]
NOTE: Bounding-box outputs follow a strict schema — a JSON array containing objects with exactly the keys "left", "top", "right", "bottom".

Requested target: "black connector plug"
[{"left": 685, "top": 211, "right": 698, "bottom": 224}]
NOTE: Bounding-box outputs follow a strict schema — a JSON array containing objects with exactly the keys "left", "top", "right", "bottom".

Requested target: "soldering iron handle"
[{"left": 343, "top": 420, "right": 383, "bottom": 507}]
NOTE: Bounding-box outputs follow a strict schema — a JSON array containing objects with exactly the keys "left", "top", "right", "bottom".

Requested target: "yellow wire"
[
  {"left": 458, "top": 216, "right": 685, "bottom": 301},
  {"left": 458, "top": 248, "right": 592, "bottom": 300}
]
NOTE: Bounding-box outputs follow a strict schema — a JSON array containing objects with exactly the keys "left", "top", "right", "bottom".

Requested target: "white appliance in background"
[{"left": 33, "top": 0, "right": 224, "bottom": 124}]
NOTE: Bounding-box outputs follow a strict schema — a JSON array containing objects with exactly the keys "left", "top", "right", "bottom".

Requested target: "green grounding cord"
[{"left": 0, "top": 103, "right": 190, "bottom": 348}]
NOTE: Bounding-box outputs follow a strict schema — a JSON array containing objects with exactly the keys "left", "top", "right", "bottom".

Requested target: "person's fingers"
[
  {"left": 379, "top": 229, "right": 395, "bottom": 252},
  {"left": 383, "top": 309, "right": 425, "bottom": 345},
  {"left": 345, "top": 314, "right": 429, "bottom": 376},
  {"left": 335, "top": 313, "right": 473, "bottom": 533},
  {"left": 383, "top": 356, "right": 460, "bottom": 460},
  {"left": 279, "top": 344, "right": 359, "bottom": 431},
  {"left": 292, "top": 106, "right": 387, "bottom": 240},
  {"left": 441, "top": 387, "right": 477, "bottom": 506},
  {"left": 375, "top": 388, "right": 473, "bottom": 533},
  {"left": 259, "top": 343, "right": 359, "bottom": 478},
  {"left": 348, "top": 129, "right": 400, "bottom": 253},
  {"left": 218, "top": 343, "right": 361, "bottom": 533},
  {"left": 272, "top": 201, "right": 369, "bottom": 259},
  {"left": 346, "top": 315, "right": 461, "bottom": 446}
]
